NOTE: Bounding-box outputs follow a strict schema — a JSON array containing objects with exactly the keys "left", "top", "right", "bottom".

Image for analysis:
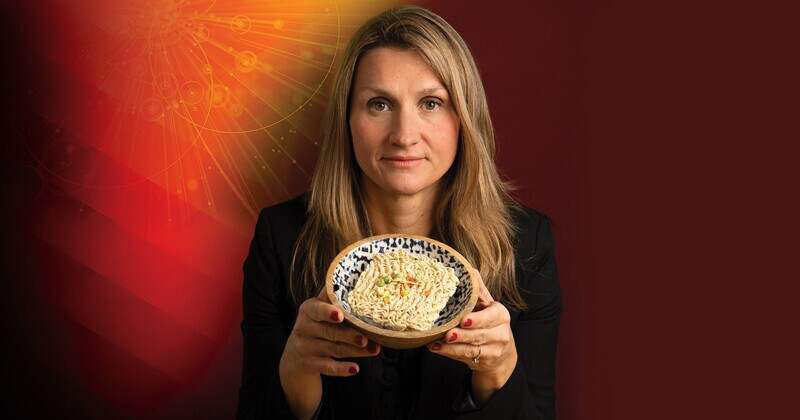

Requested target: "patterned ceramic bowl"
[{"left": 325, "top": 234, "right": 479, "bottom": 349}]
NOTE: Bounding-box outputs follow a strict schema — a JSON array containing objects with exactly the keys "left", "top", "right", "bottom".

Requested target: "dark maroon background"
[{"left": 2, "top": 1, "right": 795, "bottom": 419}]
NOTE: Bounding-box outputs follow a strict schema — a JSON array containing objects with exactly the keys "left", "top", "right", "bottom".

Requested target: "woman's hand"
[
  {"left": 279, "top": 288, "right": 380, "bottom": 420},
  {"left": 426, "top": 271, "right": 518, "bottom": 404},
  {"left": 281, "top": 287, "right": 381, "bottom": 377}
]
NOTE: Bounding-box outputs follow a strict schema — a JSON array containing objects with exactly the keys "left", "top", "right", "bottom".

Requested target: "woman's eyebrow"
[{"left": 359, "top": 86, "right": 447, "bottom": 99}]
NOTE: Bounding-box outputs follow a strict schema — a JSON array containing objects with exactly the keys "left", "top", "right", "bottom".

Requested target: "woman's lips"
[{"left": 382, "top": 157, "right": 424, "bottom": 168}]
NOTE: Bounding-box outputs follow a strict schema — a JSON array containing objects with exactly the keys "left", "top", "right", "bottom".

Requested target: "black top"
[{"left": 236, "top": 192, "right": 562, "bottom": 420}]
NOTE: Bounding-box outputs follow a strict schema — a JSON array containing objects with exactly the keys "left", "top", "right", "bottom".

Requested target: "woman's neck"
[{"left": 361, "top": 177, "right": 440, "bottom": 238}]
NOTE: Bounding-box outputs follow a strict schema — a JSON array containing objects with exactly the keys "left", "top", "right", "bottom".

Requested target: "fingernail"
[
  {"left": 463, "top": 318, "right": 472, "bottom": 327},
  {"left": 354, "top": 335, "right": 365, "bottom": 346},
  {"left": 349, "top": 366, "right": 358, "bottom": 375},
  {"left": 431, "top": 343, "right": 441, "bottom": 351},
  {"left": 330, "top": 311, "right": 339, "bottom": 322},
  {"left": 448, "top": 332, "right": 458, "bottom": 342}
]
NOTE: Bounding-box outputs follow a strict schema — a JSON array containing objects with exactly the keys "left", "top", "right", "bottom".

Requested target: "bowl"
[{"left": 325, "top": 234, "right": 479, "bottom": 349}]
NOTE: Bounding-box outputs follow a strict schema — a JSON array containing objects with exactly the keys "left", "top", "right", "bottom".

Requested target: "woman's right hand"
[
  {"left": 279, "top": 288, "right": 379, "bottom": 419},
  {"left": 280, "top": 288, "right": 380, "bottom": 378}
]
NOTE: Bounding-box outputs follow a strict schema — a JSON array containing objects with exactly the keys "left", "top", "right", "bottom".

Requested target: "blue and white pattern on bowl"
[{"left": 331, "top": 236, "right": 473, "bottom": 329}]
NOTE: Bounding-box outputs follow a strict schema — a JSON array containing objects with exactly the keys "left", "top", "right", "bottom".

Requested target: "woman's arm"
[
  {"left": 452, "top": 213, "right": 562, "bottom": 419},
  {"left": 236, "top": 208, "right": 320, "bottom": 420}
]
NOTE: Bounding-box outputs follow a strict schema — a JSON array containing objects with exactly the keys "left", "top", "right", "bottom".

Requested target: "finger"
[
  {"left": 317, "top": 285, "right": 332, "bottom": 303},
  {"left": 461, "top": 295, "right": 490, "bottom": 328},
  {"left": 476, "top": 271, "right": 494, "bottom": 302},
  {"left": 475, "top": 289, "right": 493, "bottom": 311},
  {"left": 312, "top": 337, "right": 381, "bottom": 359},
  {"left": 471, "top": 270, "right": 494, "bottom": 310},
  {"left": 460, "top": 301, "right": 510, "bottom": 330},
  {"left": 481, "top": 283, "right": 494, "bottom": 303},
  {"left": 460, "top": 294, "right": 490, "bottom": 328},
  {"left": 484, "top": 282, "right": 495, "bottom": 301},
  {"left": 443, "top": 324, "right": 509, "bottom": 346},
  {"left": 316, "top": 322, "right": 370, "bottom": 348},
  {"left": 300, "top": 296, "right": 343, "bottom": 324},
  {"left": 427, "top": 341, "right": 497, "bottom": 363},
  {"left": 303, "top": 355, "right": 361, "bottom": 377}
]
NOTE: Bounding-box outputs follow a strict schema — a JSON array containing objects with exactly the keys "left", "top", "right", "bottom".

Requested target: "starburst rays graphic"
[
  {"left": 31, "top": 0, "right": 398, "bottom": 224},
  {"left": 20, "top": 0, "right": 400, "bottom": 410}
]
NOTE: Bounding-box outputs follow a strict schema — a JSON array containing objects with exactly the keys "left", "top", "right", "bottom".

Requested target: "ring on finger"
[{"left": 472, "top": 345, "right": 482, "bottom": 366}]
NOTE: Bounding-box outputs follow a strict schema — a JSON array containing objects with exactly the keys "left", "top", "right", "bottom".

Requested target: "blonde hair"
[{"left": 289, "top": 5, "right": 528, "bottom": 311}]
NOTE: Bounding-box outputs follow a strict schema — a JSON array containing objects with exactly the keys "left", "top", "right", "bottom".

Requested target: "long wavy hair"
[{"left": 289, "top": 5, "right": 528, "bottom": 311}]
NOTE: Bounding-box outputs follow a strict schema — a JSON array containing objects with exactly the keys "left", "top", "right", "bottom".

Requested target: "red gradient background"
[{"left": 2, "top": 1, "right": 794, "bottom": 420}]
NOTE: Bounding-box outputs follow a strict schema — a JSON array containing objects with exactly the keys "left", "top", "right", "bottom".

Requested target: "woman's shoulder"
[
  {"left": 259, "top": 191, "right": 308, "bottom": 221},
  {"left": 255, "top": 191, "right": 310, "bottom": 246},
  {"left": 509, "top": 203, "right": 551, "bottom": 229},
  {"left": 508, "top": 202, "right": 554, "bottom": 256},
  {"left": 507, "top": 202, "right": 561, "bottom": 318}
]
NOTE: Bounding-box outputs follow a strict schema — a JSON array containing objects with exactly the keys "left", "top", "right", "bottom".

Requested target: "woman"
[{"left": 237, "top": 5, "right": 561, "bottom": 420}]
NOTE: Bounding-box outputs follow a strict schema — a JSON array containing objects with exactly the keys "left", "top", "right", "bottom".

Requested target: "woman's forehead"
[{"left": 353, "top": 47, "right": 446, "bottom": 94}]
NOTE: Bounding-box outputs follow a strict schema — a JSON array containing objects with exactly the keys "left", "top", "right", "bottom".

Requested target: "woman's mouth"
[{"left": 381, "top": 156, "right": 425, "bottom": 168}]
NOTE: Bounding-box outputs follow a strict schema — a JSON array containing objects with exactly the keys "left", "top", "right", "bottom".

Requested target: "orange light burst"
[
  {"left": 22, "top": 0, "right": 400, "bottom": 411},
  {"left": 36, "top": 0, "right": 399, "bottom": 228}
]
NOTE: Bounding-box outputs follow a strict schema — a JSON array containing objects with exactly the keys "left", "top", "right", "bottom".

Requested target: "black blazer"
[{"left": 236, "top": 193, "right": 561, "bottom": 420}]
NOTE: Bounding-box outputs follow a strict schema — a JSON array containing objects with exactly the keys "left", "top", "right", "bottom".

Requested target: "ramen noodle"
[{"left": 347, "top": 249, "right": 460, "bottom": 331}]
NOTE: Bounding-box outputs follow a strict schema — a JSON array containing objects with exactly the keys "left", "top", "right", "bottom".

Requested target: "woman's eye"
[
  {"left": 423, "top": 100, "right": 441, "bottom": 111},
  {"left": 370, "top": 101, "right": 389, "bottom": 112}
]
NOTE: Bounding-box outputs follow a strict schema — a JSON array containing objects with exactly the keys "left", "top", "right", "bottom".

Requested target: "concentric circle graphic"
[{"left": 29, "top": 0, "right": 396, "bottom": 218}]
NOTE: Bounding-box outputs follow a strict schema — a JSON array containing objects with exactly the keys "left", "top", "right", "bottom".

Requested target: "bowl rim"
[{"left": 325, "top": 233, "right": 480, "bottom": 339}]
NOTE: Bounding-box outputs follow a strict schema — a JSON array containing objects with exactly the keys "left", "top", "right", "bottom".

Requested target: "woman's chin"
[
  {"left": 380, "top": 181, "right": 436, "bottom": 197},
  {"left": 363, "top": 170, "right": 439, "bottom": 197}
]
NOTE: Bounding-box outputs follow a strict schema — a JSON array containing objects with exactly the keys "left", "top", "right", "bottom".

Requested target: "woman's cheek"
[
  {"left": 351, "top": 123, "right": 376, "bottom": 161},
  {"left": 354, "top": 121, "right": 384, "bottom": 153}
]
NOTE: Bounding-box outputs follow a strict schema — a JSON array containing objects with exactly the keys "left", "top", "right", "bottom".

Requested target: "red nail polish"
[
  {"left": 464, "top": 318, "right": 472, "bottom": 327},
  {"left": 349, "top": 366, "right": 357, "bottom": 374},
  {"left": 431, "top": 343, "right": 441, "bottom": 351},
  {"left": 330, "top": 311, "right": 339, "bottom": 322},
  {"left": 367, "top": 341, "right": 378, "bottom": 353},
  {"left": 448, "top": 332, "right": 457, "bottom": 342}
]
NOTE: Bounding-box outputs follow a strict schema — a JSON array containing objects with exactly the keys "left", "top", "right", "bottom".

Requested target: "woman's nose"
[{"left": 388, "top": 107, "right": 420, "bottom": 147}]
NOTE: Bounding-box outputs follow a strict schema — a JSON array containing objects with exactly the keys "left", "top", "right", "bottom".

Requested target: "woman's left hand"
[{"left": 426, "top": 270, "right": 518, "bottom": 393}]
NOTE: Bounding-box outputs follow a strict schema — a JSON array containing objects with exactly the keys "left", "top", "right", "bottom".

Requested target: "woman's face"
[{"left": 349, "top": 47, "right": 460, "bottom": 197}]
